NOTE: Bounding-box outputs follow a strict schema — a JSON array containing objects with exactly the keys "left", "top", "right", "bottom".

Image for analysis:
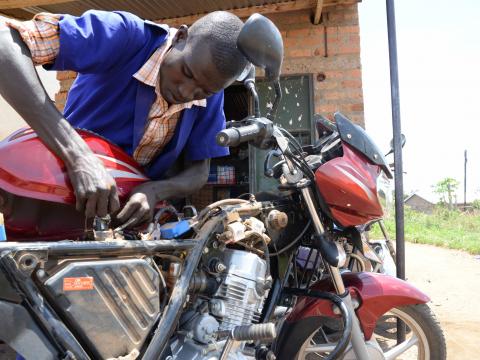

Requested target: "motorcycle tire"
[{"left": 275, "top": 304, "right": 446, "bottom": 360}]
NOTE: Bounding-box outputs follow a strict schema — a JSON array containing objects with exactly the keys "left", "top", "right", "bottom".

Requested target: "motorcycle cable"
[
  {"left": 278, "top": 127, "right": 303, "bottom": 155},
  {"left": 282, "top": 288, "right": 353, "bottom": 360},
  {"left": 283, "top": 152, "right": 315, "bottom": 181},
  {"left": 269, "top": 219, "right": 312, "bottom": 256}
]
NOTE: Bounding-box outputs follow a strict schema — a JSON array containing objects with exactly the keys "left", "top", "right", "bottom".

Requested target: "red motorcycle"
[{"left": 0, "top": 14, "right": 445, "bottom": 360}]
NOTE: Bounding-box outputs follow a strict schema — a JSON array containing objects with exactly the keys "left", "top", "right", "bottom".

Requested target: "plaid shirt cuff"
[{"left": 7, "top": 13, "right": 60, "bottom": 65}]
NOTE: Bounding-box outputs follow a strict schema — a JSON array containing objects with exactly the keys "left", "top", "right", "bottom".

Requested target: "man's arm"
[
  {"left": 116, "top": 159, "right": 210, "bottom": 226},
  {"left": 0, "top": 25, "right": 119, "bottom": 217}
]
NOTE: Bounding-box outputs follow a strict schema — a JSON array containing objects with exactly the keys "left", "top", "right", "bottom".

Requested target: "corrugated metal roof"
[
  {"left": 0, "top": 0, "right": 358, "bottom": 20},
  {"left": 0, "top": 0, "right": 289, "bottom": 19}
]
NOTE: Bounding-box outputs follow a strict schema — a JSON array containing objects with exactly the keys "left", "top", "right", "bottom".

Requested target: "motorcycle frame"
[{"left": 0, "top": 149, "right": 430, "bottom": 360}]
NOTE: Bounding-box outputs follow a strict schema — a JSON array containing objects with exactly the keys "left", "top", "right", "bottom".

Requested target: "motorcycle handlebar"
[{"left": 216, "top": 124, "right": 262, "bottom": 147}]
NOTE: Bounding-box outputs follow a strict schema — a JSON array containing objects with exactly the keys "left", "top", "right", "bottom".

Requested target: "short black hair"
[{"left": 190, "top": 11, "right": 248, "bottom": 79}]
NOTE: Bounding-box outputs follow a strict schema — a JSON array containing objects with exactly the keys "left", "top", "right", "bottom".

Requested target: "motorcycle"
[{"left": 0, "top": 13, "right": 445, "bottom": 360}]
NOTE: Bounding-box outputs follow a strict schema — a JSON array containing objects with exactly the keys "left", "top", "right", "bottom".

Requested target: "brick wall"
[
  {"left": 55, "top": 4, "right": 363, "bottom": 125},
  {"left": 267, "top": 4, "right": 364, "bottom": 125},
  {"left": 55, "top": 70, "right": 76, "bottom": 112}
]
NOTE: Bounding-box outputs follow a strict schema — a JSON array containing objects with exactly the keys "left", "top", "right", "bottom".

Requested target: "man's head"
[{"left": 160, "top": 11, "right": 248, "bottom": 104}]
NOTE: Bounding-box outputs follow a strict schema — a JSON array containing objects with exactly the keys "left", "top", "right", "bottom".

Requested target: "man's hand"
[
  {"left": 68, "top": 153, "right": 120, "bottom": 218},
  {"left": 116, "top": 182, "right": 157, "bottom": 228},
  {"left": 115, "top": 159, "right": 210, "bottom": 229}
]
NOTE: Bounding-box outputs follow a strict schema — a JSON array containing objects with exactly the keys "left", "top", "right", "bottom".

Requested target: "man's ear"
[{"left": 172, "top": 25, "right": 188, "bottom": 45}]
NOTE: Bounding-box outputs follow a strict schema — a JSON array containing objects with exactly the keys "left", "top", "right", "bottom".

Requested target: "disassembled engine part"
[{"left": 266, "top": 210, "right": 288, "bottom": 230}]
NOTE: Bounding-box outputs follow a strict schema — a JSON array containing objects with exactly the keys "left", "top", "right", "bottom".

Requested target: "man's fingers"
[
  {"left": 96, "top": 188, "right": 110, "bottom": 218},
  {"left": 116, "top": 201, "right": 139, "bottom": 223},
  {"left": 85, "top": 193, "right": 99, "bottom": 218},
  {"left": 75, "top": 190, "right": 87, "bottom": 214},
  {"left": 138, "top": 211, "right": 152, "bottom": 227},
  {"left": 109, "top": 186, "right": 120, "bottom": 214}
]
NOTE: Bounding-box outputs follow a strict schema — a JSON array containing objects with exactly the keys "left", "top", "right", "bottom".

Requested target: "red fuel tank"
[
  {"left": 315, "top": 143, "right": 383, "bottom": 227},
  {"left": 0, "top": 128, "right": 149, "bottom": 205}
]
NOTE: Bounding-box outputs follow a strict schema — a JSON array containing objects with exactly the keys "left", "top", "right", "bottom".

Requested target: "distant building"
[{"left": 404, "top": 194, "right": 435, "bottom": 214}]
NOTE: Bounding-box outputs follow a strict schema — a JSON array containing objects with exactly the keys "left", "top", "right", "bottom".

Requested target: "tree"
[{"left": 433, "top": 178, "right": 459, "bottom": 210}]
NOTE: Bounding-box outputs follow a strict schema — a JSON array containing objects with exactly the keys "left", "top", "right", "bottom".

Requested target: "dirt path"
[{"left": 405, "top": 242, "right": 480, "bottom": 359}]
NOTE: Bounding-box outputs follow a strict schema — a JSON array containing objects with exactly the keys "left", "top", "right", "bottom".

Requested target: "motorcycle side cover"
[
  {"left": 285, "top": 272, "right": 429, "bottom": 339},
  {"left": 0, "top": 128, "right": 148, "bottom": 205}
]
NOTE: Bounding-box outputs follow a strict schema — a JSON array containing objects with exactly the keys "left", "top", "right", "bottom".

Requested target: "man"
[{"left": 0, "top": 10, "right": 248, "bottom": 227}]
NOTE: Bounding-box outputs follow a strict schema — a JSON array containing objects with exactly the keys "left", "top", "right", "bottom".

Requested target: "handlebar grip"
[{"left": 216, "top": 124, "right": 262, "bottom": 147}]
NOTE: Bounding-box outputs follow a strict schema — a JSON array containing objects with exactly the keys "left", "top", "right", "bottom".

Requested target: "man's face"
[{"left": 159, "top": 27, "right": 236, "bottom": 104}]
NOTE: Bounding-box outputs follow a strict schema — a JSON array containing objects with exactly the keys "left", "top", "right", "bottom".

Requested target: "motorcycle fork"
[{"left": 300, "top": 187, "right": 371, "bottom": 360}]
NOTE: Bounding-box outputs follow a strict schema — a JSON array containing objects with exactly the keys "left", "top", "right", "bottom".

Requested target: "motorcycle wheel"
[{"left": 283, "top": 304, "right": 446, "bottom": 360}]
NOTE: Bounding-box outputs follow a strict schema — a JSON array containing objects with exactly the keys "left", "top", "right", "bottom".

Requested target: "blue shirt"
[{"left": 48, "top": 10, "right": 229, "bottom": 180}]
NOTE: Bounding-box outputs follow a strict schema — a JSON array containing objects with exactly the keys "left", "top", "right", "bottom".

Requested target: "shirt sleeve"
[
  {"left": 185, "top": 91, "right": 230, "bottom": 161},
  {"left": 6, "top": 13, "right": 60, "bottom": 66},
  {"left": 47, "top": 10, "right": 151, "bottom": 73}
]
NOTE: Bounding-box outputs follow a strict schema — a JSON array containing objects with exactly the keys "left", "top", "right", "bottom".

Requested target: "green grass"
[{"left": 369, "top": 207, "right": 480, "bottom": 254}]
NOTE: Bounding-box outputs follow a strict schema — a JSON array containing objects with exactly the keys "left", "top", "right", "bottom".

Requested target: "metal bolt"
[
  {"left": 216, "top": 262, "right": 227, "bottom": 273},
  {"left": 347, "top": 133, "right": 352, "bottom": 139},
  {"left": 373, "top": 154, "right": 378, "bottom": 159},
  {"left": 212, "top": 240, "right": 219, "bottom": 249},
  {"left": 203, "top": 247, "right": 209, "bottom": 254}
]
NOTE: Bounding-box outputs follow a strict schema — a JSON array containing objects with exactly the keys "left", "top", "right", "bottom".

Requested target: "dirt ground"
[
  {"left": 1, "top": 242, "right": 478, "bottom": 359},
  {"left": 405, "top": 242, "right": 480, "bottom": 359}
]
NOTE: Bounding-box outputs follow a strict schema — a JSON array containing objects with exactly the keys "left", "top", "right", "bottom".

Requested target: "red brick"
[
  {"left": 286, "top": 28, "right": 311, "bottom": 38},
  {"left": 349, "top": 103, "right": 364, "bottom": 112},
  {"left": 314, "top": 47, "right": 325, "bottom": 56},
  {"left": 338, "top": 25, "right": 359, "bottom": 34},
  {"left": 336, "top": 44, "right": 360, "bottom": 54},
  {"left": 341, "top": 80, "right": 362, "bottom": 88},
  {"left": 288, "top": 48, "right": 312, "bottom": 58},
  {"left": 60, "top": 79, "right": 75, "bottom": 92},
  {"left": 346, "top": 69, "right": 362, "bottom": 78},
  {"left": 324, "top": 70, "right": 345, "bottom": 79},
  {"left": 315, "top": 80, "right": 338, "bottom": 90},
  {"left": 56, "top": 71, "right": 77, "bottom": 81},
  {"left": 55, "top": 92, "right": 67, "bottom": 103},
  {"left": 300, "top": 35, "right": 324, "bottom": 47},
  {"left": 316, "top": 104, "right": 338, "bottom": 114},
  {"left": 322, "top": 91, "right": 342, "bottom": 100}
]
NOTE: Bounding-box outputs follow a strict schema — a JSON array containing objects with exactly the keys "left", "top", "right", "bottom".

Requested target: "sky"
[{"left": 358, "top": 0, "right": 480, "bottom": 203}]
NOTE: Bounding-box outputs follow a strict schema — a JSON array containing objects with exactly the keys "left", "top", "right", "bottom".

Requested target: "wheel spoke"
[
  {"left": 384, "top": 334, "right": 419, "bottom": 360},
  {"left": 303, "top": 344, "right": 337, "bottom": 353}
]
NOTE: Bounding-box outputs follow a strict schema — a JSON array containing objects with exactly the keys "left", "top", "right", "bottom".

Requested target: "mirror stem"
[
  {"left": 245, "top": 80, "right": 261, "bottom": 118},
  {"left": 267, "top": 81, "right": 282, "bottom": 121}
]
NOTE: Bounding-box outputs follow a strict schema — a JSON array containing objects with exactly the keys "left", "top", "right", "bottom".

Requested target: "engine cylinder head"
[{"left": 208, "top": 248, "right": 268, "bottom": 331}]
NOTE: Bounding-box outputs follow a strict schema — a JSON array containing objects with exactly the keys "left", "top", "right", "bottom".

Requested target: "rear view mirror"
[
  {"left": 385, "top": 134, "right": 406, "bottom": 156},
  {"left": 237, "top": 13, "right": 284, "bottom": 81}
]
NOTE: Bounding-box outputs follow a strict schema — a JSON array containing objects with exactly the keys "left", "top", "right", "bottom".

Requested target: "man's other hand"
[
  {"left": 115, "top": 183, "right": 157, "bottom": 228},
  {"left": 68, "top": 153, "right": 120, "bottom": 218}
]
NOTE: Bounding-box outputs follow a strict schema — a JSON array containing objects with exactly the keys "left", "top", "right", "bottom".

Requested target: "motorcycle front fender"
[{"left": 287, "top": 272, "right": 430, "bottom": 340}]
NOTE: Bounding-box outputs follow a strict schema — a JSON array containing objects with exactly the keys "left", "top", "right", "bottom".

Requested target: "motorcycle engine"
[{"left": 169, "top": 248, "right": 269, "bottom": 360}]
